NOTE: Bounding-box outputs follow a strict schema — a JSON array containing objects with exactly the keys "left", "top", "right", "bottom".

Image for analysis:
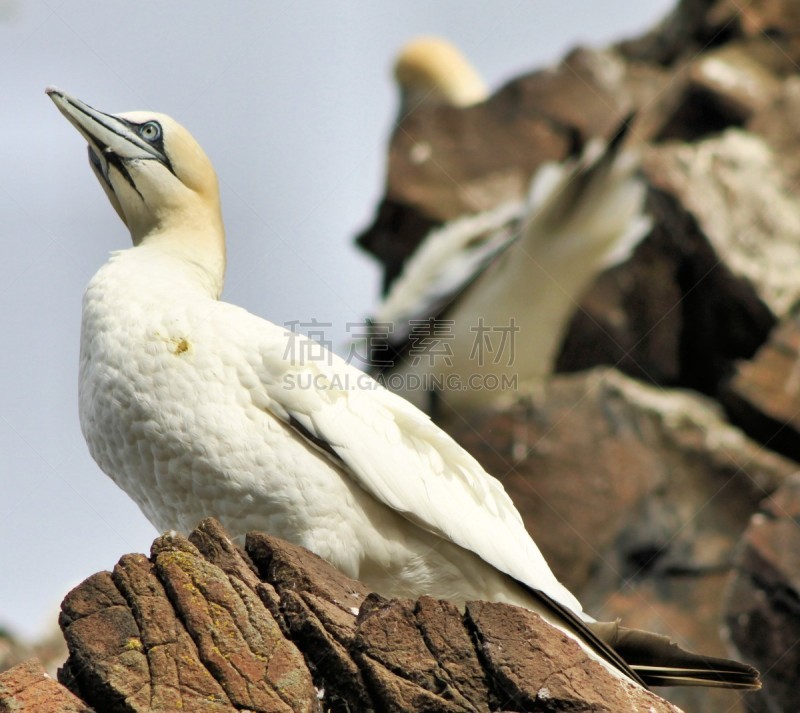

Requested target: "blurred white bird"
[
  {"left": 48, "top": 87, "right": 758, "bottom": 691},
  {"left": 394, "top": 36, "right": 488, "bottom": 113},
  {"left": 367, "top": 122, "right": 652, "bottom": 416}
]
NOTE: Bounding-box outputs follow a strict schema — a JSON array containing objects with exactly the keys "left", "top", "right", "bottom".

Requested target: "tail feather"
[{"left": 590, "top": 622, "right": 761, "bottom": 690}]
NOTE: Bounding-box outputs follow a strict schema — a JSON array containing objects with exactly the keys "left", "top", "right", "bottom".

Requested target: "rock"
[
  {"left": 558, "top": 131, "right": 800, "bottom": 400},
  {"left": 445, "top": 368, "right": 792, "bottom": 712},
  {"left": 247, "top": 530, "right": 374, "bottom": 713},
  {"left": 644, "top": 130, "right": 800, "bottom": 320},
  {"left": 748, "top": 77, "right": 800, "bottom": 183},
  {"left": 352, "top": 594, "right": 492, "bottom": 712},
  {"left": 651, "top": 40, "right": 785, "bottom": 142},
  {"left": 725, "top": 474, "right": 800, "bottom": 713},
  {"left": 0, "top": 629, "right": 31, "bottom": 676},
  {"left": 688, "top": 42, "right": 783, "bottom": 120},
  {"left": 722, "top": 302, "right": 800, "bottom": 462},
  {"left": 555, "top": 187, "right": 775, "bottom": 395},
  {"left": 467, "top": 601, "right": 677, "bottom": 712},
  {"left": 616, "top": 0, "right": 722, "bottom": 64},
  {"left": 619, "top": 0, "right": 800, "bottom": 63},
  {"left": 59, "top": 526, "right": 317, "bottom": 713},
  {"left": 52, "top": 518, "right": 682, "bottom": 713},
  {"left": 360, "top": 22, "right": 800, "bottom": 400},
  {"left": 647, "top": 29, "right": 797, "bottom": 141},
  {"left": 709, "top": 0, "right": 800, "bottom": 37},
  {"left": 351, "top": 6, "right": 800, "bottom": 709},
  {"left": 0, "top": 658, "right": 93, "bottom": 712}
]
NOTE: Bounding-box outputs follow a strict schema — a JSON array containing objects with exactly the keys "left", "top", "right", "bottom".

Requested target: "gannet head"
[
  {"left": 394, "top": 36, "right": 487, "bottom": 111},
  {"left": 46, "top": 87, "right": 223, "bottom": 251}
]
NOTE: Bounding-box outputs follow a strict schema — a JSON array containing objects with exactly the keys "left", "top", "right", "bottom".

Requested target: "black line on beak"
[{"left": 85, "top": 134, "right": 144, "bottom": 202}]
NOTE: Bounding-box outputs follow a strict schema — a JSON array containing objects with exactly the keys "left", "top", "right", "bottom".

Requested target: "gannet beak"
[
  {"left": 46, "top": 87, "right": 172, "bottom": 194},
  {"left": 47, "top": 87, "right": 166, "bottom": 163}
]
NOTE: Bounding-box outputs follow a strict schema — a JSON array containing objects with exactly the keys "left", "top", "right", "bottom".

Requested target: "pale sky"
[{"left": 0, "top": 0, "right": 673, "bottom": 641}]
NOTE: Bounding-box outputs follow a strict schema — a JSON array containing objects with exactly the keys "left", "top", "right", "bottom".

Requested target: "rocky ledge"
[{"left": 0, "top": 518, "right": 681, "bottom": 713}]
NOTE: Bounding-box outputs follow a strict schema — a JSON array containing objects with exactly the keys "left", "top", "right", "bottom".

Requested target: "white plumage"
[
  {"left": 79, "top": 242, "right": 580, "bottom": 614},
  {"left": 370, "top": 128, "right": 652, "bottom": 414},
  {"left": 47, "top": 87, "right": 759, "bottom": 692}
]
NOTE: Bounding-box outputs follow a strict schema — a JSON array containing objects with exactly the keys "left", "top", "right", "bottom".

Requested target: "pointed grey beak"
[
  {"left": 47, "top": 86, "right": 173, "bottom": 202},
  {"left": 46, "top": 87, "right": 165, "bottom": 164}
]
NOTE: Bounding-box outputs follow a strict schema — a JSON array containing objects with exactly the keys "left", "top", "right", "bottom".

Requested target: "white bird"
[
  {"left": 47, "top": 87, "right": 758, "bottom": 691},
  {"left": 394, "top": 36, "right": 488, "bottom": 113},
  {"left": 367, "top": 122, "right": 652, "bottom": 416}
]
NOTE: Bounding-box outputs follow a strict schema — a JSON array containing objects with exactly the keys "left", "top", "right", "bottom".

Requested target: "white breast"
[{"left": 78, "top": 250, "right": 539, "bottom": 608}]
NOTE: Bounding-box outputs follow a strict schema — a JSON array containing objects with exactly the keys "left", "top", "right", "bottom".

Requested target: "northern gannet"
[
  {"left": 394, "top": 36, "right": 487, "bottom": 112},
  {"left": 48, "top": 87, "right": 758, "bottom": 691},
  {"left": 367, "top": 122, "right": 652, "bottom": 415}
]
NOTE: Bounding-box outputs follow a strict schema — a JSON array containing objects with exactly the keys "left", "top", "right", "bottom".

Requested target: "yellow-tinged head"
[
  {"left": 46, "top": 87, "right": 224, "bottom": 254},
  {"left": 394, "top": 36, "right": 487, "bottom": 110}
]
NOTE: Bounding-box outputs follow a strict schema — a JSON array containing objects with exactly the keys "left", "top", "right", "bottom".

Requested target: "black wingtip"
[{"left": 604, "top": 623, "right": 761, "bottom": 690}]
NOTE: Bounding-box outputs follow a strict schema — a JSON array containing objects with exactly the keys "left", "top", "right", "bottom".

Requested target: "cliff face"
[
  {"left": 356, "top": 1, "right": 800, "bottom": 711},
  {"left": 0, "top": 519, "right": 682, "bottom": 712}
]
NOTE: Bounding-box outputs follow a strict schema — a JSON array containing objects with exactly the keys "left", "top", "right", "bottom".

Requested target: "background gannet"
[
  {"left": 394, "top": 36, "right": 488, "bottom": 111},
  {"left": 367, "top": 122, "right": 652, "bottom": 415},
  {"left": 48, "top": 87, "right": 758, "bottom": 691}
]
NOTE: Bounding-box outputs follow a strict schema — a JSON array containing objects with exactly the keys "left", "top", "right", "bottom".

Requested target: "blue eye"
[{"left": 139, "top": 121, "right": 162, "bottom": 142}]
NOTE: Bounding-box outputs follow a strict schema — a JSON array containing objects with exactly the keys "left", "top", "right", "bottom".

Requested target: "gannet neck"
[
  {"left": 394, "top": 36, "right": 487, "bottom": 109},
  {"left": 139, "top": 224, "right": 226, "bottom": 299},
  {"left": 98, "top": 240, "right": 224, "bottom": 301}
]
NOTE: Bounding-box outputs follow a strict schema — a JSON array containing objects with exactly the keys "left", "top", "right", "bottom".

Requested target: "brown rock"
[
  {"left": 52, "top": 519, "right": 685, "bottom": 712},
  {"left": 59, "top": 570, "right": 164, "bottom": 712},
  {"left": 406, "top": 45, "right": 637, "bottom": 214},
  {"left": 0, "top": 628, "right": 32, "bottom": 675},
  {"left": 709, "top": 0, "right": 800, "bottom": 37},
  {"left": 449, "top": 368, "right": 792, "bottom": 592},
  {"left": 466, "top": 601, "right": 679, "bottom": 712},
  {"left": 725, "top": 474, "right": 800, "bottom": 713},
  {"left": 59, "top": 529, "right": 318, "bottom": 713},
  {"left": 361, "top": 37, "right": 787, "bottom": 399},
  {"left": 644, "top": 130, "right": 800, "bottom": 320},
  {"left": 649, "top": 39, "right": 789, "bottom": 143},
  {"left": 446, "top": 368, "right": 792, "bottom": 712},
  {"left": 619, "top": 0, "right": 800, "bottom": 64},
  {"left": 556, "top": 188, "right": 775, "bottom": 395},
  {"left": 616, "top": 0, "right": 722, "bottom": 64},
  {"left": 722, "top": 303, "right": 800, "bottom": 461},
  {"left": 748, "top": 77, "right": 800, "bottom": 183},
  {"left": 688, "top": 42, "right": 783, "bottom": 121},
  {"left": 247, "top": 531, "right": 373, "bottom": 713},
  {"left": 189, "top": 517, "right": 285, "bottom": 621},
  {"left": 352, "top": 595, "right": 491, "bottom": 712},
  {"left": 0, "top": 658, "right": 93, "bottom": 713},
  {"left": 151, "top": 534, "right": 314, "bottom": 712}
]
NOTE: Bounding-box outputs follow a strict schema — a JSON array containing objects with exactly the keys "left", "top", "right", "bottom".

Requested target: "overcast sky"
[{"left": 0, "top": 0, "right": 674, "bottom": 641}]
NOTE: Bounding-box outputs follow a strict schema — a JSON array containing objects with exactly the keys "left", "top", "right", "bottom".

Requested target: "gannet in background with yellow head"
[
  {"left": 47, "top": 87, "right": 759, "bottom": 692},
  {"left": 368, "top": 122, "right": 652, "bottom": 415},
  {"left": 394, "top": 36, "right": 487, "bottom": 111}
]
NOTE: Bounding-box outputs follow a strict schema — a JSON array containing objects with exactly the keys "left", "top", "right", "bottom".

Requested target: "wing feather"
[{"left": 254, "top": 324, "right": 583, "bottom": 614}]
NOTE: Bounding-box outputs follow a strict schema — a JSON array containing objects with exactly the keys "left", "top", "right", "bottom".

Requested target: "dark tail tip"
[{"left": 593, "top": 622, "right": 761, "bottom": 690}]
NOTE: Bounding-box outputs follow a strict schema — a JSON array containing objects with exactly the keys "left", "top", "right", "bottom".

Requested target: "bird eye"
[{"left": 139, "top": 121, "right": 162, "bottom": 142}]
